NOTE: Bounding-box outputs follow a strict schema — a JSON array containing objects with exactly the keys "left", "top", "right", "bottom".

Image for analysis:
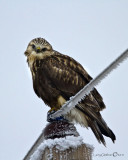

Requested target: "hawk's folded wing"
[{"left": 39, "top": 53, "right": 106, "bottom": 111}]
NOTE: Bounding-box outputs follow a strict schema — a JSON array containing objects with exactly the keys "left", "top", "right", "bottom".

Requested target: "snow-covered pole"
[{"left": 23, "top": 121, "right": 93, "bottom": 160}]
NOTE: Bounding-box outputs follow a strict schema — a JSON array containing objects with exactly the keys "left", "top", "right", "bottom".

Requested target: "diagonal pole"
[
  {"left": 23, "top": 132, "right": 44, "bottom": 160},
  {"left": 50, "top": 49, "right": 128, "bottom": 119}
]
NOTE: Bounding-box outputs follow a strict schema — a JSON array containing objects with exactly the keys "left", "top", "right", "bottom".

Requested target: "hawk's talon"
[{"left": 48, "top": 107, "right": 58, "bottom": 114}]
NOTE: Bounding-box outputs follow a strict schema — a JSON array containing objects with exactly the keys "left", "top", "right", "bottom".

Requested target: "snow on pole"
[
  {"left": 23, "top": 121, "right": 93, "bottom": 160},
  {"left": 50, "top": 49, "right": 128, "bottom": 119},
  {"left": 29, "top": 121, "right": 93, "bottom": 160}
]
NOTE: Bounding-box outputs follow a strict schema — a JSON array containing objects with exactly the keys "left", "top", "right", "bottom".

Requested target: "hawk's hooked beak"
[{"left": 36, "top": 46, "right": 41, "bottom": 53}]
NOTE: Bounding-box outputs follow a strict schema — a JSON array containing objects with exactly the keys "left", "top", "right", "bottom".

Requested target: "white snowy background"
[{"left": 0, "top": 1, "right": 128, "bottom": 160}]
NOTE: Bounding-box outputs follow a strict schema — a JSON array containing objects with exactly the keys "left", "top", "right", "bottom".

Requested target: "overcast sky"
[{"left": 0, "top": 1, "right": 128, "bottom": 160}]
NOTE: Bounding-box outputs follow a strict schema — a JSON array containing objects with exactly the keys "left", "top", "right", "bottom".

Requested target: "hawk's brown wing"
[{"left": 40, "top": 52, "right": 106, "bottom": 111}]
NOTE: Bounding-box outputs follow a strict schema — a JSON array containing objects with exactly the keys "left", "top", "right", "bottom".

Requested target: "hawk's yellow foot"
[{"left": 48, "top": 107, "right": 58, "bottom": 114}]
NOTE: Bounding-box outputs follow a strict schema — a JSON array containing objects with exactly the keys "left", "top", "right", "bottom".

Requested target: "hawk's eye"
[
  {"left": 42, "top": 48, "right": 47, "bottom": 52},
  {"left": 32, "top": 44, "right": 36, "bottom": 49}
]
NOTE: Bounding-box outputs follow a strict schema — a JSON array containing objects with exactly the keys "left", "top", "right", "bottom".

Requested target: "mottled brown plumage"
[{"left": 24, "top": 37, "right": 116, "bottom": 145}]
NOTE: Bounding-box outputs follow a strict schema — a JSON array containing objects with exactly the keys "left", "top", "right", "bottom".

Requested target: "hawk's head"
[{"left": 24, "top": 37, "right": 53, "bottom": 57}]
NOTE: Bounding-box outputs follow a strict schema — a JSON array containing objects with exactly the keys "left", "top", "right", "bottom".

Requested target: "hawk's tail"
[
  {"left": 76, "top": 104, "right": 116, "bottom": 146},
  {"left": 88, "top": 118, "right": 116, "bottom": 146}
]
